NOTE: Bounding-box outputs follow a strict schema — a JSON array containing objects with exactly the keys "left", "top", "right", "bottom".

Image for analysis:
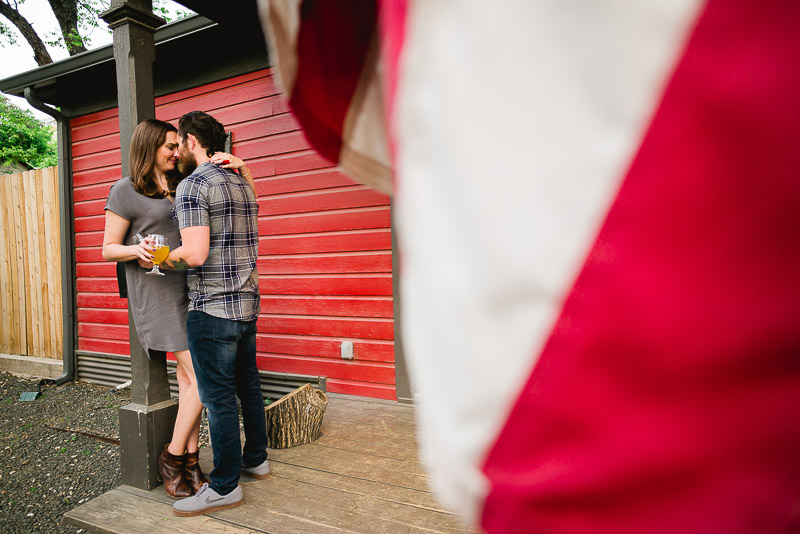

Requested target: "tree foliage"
[
  {"left": 0, "top": 94, "right": 57, "bottom": 169},
  {"left": 1, "top": 0, "right": 192, "bottom": 66}
]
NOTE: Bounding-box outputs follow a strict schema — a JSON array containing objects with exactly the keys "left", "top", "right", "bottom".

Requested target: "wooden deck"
[{"left": 64, "top": 394, "right": 475, "bottom": 533}]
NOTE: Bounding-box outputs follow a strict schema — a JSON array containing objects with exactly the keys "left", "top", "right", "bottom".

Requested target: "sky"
[{"left": 0, "top": 0, "right": 187, "bottom": 121}]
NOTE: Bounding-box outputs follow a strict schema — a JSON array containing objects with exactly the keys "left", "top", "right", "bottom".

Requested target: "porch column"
[
  {"left": 100, "top": 0, "right": 174, "bottom": 491},
  {"left": 391, "top": 203, "right": 413, "bottom": 403}
]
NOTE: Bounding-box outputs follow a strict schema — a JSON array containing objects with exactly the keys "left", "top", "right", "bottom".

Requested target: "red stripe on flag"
[
  {"left": 378, "top": 0, "right": 408, "bottom": 162},
  {"left": 290, "top": 1, "right": 379, "bottom": 164},
  {"left": 482, "top": 1, "right": 800, "bottom": 532}
]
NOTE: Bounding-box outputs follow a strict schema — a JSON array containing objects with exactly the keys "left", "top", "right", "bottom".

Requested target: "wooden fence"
[{"left": 0, "top": 166, "right": 62, "bottom": 359}]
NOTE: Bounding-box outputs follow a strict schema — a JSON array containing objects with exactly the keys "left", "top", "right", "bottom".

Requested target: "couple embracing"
[{"left": 102, "top": 111, "right": 267, "bottom": 516}]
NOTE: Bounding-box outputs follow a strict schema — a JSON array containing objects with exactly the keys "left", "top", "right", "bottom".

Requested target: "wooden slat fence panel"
[{"left": 0, "top": 167, "right": 63, "bottom": 359}]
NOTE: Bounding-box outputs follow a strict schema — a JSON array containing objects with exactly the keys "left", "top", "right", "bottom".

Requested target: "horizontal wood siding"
[{"left": 72, "top": 69, "right": 395, "bottom": 399}]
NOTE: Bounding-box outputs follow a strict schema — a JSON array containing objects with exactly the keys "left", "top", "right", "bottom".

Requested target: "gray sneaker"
[
  {"left": 173, "top": 483, "right": 242, "bottom": 517},
  {"left": 241, "top": 459, "right": 270, "bottom": 479}
]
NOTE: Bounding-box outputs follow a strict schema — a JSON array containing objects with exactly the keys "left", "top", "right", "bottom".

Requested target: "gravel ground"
[{"left": 0, "top": 371, "right": 208, "bottom": 533}]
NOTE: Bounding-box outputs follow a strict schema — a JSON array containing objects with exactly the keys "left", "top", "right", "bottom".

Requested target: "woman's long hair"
[{"left": 129, "top": 119, "right": 182, "bottom": 198}]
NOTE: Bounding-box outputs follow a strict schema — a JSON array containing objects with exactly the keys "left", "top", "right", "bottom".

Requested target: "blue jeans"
[{"left": 187, "top": 311, "right": 268, "bottom": 495}]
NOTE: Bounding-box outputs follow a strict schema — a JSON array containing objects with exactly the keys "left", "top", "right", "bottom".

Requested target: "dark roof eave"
[{"left": 0, "top": 15, "right": 217, "bottom": 97}]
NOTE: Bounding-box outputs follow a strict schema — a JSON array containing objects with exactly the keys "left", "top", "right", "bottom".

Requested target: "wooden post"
[
  {"left": 99, "top": 0, "right": 174, "bottom": 492},
  {"left": 391, "top": 201, "right": 413, "bottom": 403},
  {"left": 265, "top": 384, "right": 328, "bottom": 449},
  {"left": 101, "top": 0, "right": 165, "bottom": 175}
]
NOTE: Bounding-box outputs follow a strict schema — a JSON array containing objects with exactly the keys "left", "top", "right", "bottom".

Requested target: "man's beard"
[{"left": 178, "top": 150, "right": 197, "bottom": 176}]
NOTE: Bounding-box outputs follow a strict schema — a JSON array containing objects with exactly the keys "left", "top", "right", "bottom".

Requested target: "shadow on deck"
[{"left": 63, "top": 394, "right": 475, "bottom": 533}]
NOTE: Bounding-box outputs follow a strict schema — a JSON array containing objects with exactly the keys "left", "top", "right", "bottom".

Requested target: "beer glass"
[{"left": 145, "top": 234, "right": 169, "bottom": 276}]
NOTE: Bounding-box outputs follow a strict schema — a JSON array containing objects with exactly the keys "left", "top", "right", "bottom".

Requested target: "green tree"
[{"left": 0, "top": 94, "right": 57, "bottom": 169}]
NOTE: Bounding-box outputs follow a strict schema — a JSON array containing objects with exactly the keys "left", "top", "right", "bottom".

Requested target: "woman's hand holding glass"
[
  {"left": 133, "top": 233, "right": 169, "bottom": 275},
  {"left": 133, "top": 233, "right": 154, "bottom": 268},
  {"left": 145, "top": 235, "right": 169, "bottom": 276}
]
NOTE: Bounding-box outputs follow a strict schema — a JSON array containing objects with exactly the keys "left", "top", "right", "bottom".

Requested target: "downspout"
[{"left": 24, "top": 87, "right": 76, "bottom": 385}]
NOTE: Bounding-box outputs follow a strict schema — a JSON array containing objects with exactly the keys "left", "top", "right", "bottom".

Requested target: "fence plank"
[
  {"left": 21, "top": 170, "right": 32, "bottom": 354},
  {"left": 0, "top": 178, "right": 11, "bottom": 352},
  {"left": 24, "top": 170, "right": 43, "bottom": 355},
  {"left": 1, "top": 176, "right": 17, "bottom": 353},
  {"left": 38, "top": 169, "right": 52, "bottom": 358},
  {"left": 43, "top": 167, "right": 63, "bottom": 359},
  {"left": 34, "top": 169, "right": 49, "bottom": 356},
  {"left": 20, "top": 171, "right": 31, "bottom": 354},
  {"left": 9, "top": 174, "right": 26, "bottom": 354}
]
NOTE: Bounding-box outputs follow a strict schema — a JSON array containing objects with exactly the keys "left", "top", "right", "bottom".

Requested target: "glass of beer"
[{"left": 145, "top": 234, "right": 169, "bottom": 276}]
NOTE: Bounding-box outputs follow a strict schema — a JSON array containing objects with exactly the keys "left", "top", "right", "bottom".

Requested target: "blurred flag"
[{"left": 260, "top": 1, "right": 800, "bottom": 532}]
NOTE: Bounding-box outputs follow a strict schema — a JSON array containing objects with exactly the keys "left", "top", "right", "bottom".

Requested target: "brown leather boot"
[
  {"left": 183, "top": 450, "right": 209, "bottom": 494},
  {"left": 156, "top": 444, "right": 192, "bottom": 499}
]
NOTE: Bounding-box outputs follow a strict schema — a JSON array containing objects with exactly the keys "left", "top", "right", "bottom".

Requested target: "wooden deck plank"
[
  {"left": 322, "top": 410, "right": 418, "bottom": 432},
  {"left": 270, "top": 462, "right": 450, "bottom": 513},
  {"left": 323, "top": 396, "right": 417, "bottom": 422},
  {"left": 269, "top": 443, "right": 430, "bottom": 489},
  {"left": 63, "top": 488, "right": 260, "bottom": 533},
  {"left": 116, "top": 485, "right": 345, "bottom": 534},
  {"left": 242, "top": 475, "right": 472, "bottom": 534},
  {"left": 313, "top": 434, "right": 420, "bottom": 462},
  {"left": 187, "top": 452, "right": 439, "bottom": 512},
  {"left": 318, "top": 420, "right": 419, "bottom": 449}
]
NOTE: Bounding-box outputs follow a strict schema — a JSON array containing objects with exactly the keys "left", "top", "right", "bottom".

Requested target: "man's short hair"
[{"left": 178, "top": 111, "right": 227, "bottom": 156}]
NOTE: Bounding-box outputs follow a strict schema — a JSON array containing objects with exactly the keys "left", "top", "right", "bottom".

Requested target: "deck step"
[{"left": 63, "top": 486, "right": 260, "bottom": 533}]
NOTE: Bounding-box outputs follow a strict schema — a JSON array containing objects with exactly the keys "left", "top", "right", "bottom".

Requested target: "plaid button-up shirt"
[{"left": 174, "top": 162, "right": 260, "bottom": 321}]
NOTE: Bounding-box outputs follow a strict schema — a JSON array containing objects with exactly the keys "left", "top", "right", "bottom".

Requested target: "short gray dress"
[{"left": 105, "top": 177, "right": 189, "bottom": 353}]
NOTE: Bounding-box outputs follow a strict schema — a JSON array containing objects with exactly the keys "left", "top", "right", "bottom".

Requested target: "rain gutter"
[{"left": 24, "top": 87, "right": 76, "bottom": 386}]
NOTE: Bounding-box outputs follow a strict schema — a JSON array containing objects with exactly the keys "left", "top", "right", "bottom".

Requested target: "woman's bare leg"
[{"left": 167, "top": 350, "right": 203, "bottom": 456}]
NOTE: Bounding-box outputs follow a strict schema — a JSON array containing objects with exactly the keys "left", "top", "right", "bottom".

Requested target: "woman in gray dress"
[{"left": 101, "top": 119, "right": 207, "bottom": 498}]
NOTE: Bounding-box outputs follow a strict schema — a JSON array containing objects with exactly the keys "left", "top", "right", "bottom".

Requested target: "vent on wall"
[{"left": 75, "top": 350, "right": 327, "bottom": 400}]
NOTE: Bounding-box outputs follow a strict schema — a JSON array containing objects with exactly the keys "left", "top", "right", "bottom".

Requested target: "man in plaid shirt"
[{"left": 167, "top": 111, "right": 268, "bottom": 516}]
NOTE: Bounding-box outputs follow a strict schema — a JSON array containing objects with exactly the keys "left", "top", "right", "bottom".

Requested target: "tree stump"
[{"left": 265, "top": 383, "right": 328, "bottom": 448}]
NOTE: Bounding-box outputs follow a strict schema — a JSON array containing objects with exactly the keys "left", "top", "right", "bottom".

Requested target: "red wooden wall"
[{"left": 71, "top": 69, "right": 397, "bottom": 400}]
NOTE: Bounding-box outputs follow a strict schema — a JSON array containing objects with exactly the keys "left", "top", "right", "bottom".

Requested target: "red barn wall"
[{"left": 72, "top": 69, "right": 396, "bottom": 400}]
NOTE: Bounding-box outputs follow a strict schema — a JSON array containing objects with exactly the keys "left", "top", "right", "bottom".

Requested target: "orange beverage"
[{"left": 152, "top": 245, "right": 170, "bottom": 265}]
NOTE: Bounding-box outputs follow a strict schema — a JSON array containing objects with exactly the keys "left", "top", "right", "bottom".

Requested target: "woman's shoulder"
[{"left": 109, "top": 176, "right": 135, "bottom": 196}]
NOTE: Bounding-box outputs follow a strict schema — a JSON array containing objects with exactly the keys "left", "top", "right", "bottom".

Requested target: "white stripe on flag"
[{"left": 393, "top": 0, "right": 704, "bottom": 521}]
